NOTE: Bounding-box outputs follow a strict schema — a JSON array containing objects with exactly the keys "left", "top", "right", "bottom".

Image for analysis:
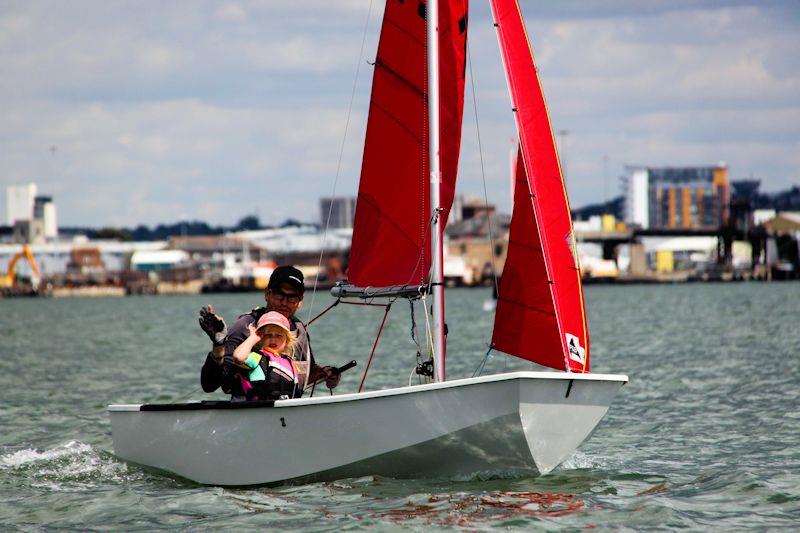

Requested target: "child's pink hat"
[{"left": 256, "top": 311, "right": 291, "bottom": 333}]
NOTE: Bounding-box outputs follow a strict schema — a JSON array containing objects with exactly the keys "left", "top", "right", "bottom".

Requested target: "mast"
[{"left": 427, "top": 0, "right": 446, "bottom": 382}]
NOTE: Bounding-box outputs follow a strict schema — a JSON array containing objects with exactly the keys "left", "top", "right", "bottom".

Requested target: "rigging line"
[
  {"left": 305, "top": 299, "right": 341, "bottom": 327},
  {"left": 472, "top": 346, "right": 495, "bottom": 377},
  {"left": 409, "top": 299, "right": 426, "bottom": 385},
  {"left": 421, "top": 291, "right": 434, "bottom": 361},
  {"left": 167, "top": 386, "right": 204, "bottom": 405},
  {"left": 306, "top": 0, "right": 376, "bottom": 323},
  {"left": 357, "top": 301, "right": 394, "bottom": 393},
  {"left": 341, "top": 301, "right": 389, "bottom": 308},
  {"left": 409, "top": 299, "right": 422, "bottom": 354},
  {"left": 408, "top": 365, "right": 418, "bottom": 387},
  {"left": 404, "top": 209, "right": 438, "bottom": 288},
  {"left": 467, "top": 32, "right": 500, "bottom": 295}
]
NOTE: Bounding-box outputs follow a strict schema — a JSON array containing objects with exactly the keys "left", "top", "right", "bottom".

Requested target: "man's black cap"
[{"left": 268, "top": 265, "right": 305, "bottom": 294}]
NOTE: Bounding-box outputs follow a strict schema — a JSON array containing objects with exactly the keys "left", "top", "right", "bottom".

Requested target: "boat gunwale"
[{"left": 108, "top": 370, "right": 628, "bottom": 412}]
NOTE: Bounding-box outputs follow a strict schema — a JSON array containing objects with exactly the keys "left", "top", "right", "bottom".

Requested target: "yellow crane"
[{"left": 1, "top": 244, "right": 41, "bottom": 289}]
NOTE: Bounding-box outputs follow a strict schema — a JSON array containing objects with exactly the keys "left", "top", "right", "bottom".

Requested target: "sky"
[{"left": 1, "top": 0, "right": 798, "bottom": 227}]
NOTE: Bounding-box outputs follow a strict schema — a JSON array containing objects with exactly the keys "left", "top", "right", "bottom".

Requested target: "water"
[{"left": 1, "top": 283, "right": 799, "bottom": 530}]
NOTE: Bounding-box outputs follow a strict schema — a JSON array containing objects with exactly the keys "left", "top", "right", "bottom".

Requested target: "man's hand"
[
  {"left": 199, "top": 304, "right": 227, "bottom": 347},
  {"left": 321, "top": 366, "right": 341, "bottom": 389}
]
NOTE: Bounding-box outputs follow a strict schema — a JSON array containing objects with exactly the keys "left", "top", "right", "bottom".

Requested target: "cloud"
[
  {"left": 215, "top": 3, "right": 247, "bottom": 23},
  {"left": 135, "top": 44, "right": 187, "bottom": 73},
  {"left": 236, "top": 36, "right": 357, "bottom": 73},
  {"left": 492, "top": 1, "right": 800, "bottom": 201},
  {"left": 0, "top": 0, "right": 797, "bottom": 226},
  {"left": 2, "top": 95, "right": 365, "bottom": 226}
]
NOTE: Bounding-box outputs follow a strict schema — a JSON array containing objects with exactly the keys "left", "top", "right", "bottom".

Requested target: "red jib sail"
[
  {"left": 347, "top": 0, "right": 468, "bottom": 287},
  {"left": 490, "top": 0, "right": 590, "bottom": 372}
]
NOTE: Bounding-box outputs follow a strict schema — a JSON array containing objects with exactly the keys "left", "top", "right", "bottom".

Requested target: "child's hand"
[{"left": 247, "top": 323, "right": 262, "bottom": 339}]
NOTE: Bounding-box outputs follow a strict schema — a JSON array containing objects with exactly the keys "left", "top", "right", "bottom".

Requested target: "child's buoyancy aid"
[{"left": 238, "top": 348, "right": 301, "bottom": 401}]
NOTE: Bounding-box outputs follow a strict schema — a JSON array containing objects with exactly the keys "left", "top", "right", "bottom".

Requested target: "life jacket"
[{"left": 239, "top": 349, "right": 302, "bottom": 401}]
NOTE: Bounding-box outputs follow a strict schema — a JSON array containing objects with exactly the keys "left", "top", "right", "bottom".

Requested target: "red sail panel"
[
  {"left": 492, "top": 148, "right": 565, "bottom": 370},
  {"left": 347, "top": 0, "right": 468, "bottom": 287},
  {"left": 490, "top": 0, "right": 590, "bottom": 372}
]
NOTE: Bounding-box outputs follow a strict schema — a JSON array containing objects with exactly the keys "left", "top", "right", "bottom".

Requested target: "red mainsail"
[
  {"left": 490, "top": 0, "right": 590, "bottom": 372},
  {"left": 347, "top": 0, "right": 468, "bottom": 287}
]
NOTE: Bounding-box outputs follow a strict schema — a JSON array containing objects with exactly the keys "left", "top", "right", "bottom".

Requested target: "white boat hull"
[{"left": 108, "top": 371, "right": 627, "bottom": 486}]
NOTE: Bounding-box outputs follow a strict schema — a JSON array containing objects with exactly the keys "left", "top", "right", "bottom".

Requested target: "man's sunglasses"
[{"left": 269, "top": 289, "right": 301, "bottom": 303}]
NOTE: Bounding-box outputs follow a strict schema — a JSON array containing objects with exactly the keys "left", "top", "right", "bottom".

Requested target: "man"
[{"left": 199, "top": 265, "right": 339, "bottom": 399}]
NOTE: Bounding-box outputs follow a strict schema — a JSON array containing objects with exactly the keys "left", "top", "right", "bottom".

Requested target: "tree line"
[{"left": 60, "top": 215, "right": 307, "bottom": 242}]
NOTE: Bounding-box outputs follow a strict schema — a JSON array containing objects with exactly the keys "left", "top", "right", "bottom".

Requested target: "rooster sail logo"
[{"left": 565, "top": 333, "right": 585, "bottom": 364}]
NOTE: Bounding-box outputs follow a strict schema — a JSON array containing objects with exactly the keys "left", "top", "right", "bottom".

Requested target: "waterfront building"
[
  {"left": 5, "top": 183, "right": 37, "bottom": 226},
  {"left": 451, "top": 195, "right": 496, "bottom": 224},
  {"left": 320, "top": 197, "right": 357, "bottom": 229},
  {"left": 753, "top": 209, "right": 777, "bottom": 226},
  {"left": 231, "top": 225, "right": 351, "bottom": 281},
  {"left": 0, "top": 240, "right": 167, "bottom": 276},
  {"left": 764, "top": 212, "right": 800, "bottom": 233},
  {"left": 445, "top": 238, "right": 507, "bottom": 286},
  {"left": 168, "top": 235, "right": 269, "bottom": 264},
  {"left": 66, "top": 247, "right": 106, "bottom": 275},
  {"left": 12, "top": 219, "right": 45, "bottom": 245},
  {"left": 445, "top": 209, "right": 511, "bottom": 284},
  {"left": 623, "top": 165, "right": 730, "bottom": 230},
  {"left": 33, "top": 196, "right": 58, "bottom": 238},
  {"left": 130, "top": 250, "right": 190, "bottom": 273},
  {"left": 4, "top": 184, "right": 58, "bottom": 242}
]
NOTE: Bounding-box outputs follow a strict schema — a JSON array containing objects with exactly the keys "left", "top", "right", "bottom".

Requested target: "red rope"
[
  {"left": 306, "top": 299, "right": 341, "bottom": 327},
  {"left": 341, "top": 301, "right": 389, "bottom": 308},
  {"left": 305, "top": 298, "right": 392, "bottom": 397},
  {"left": 307, "top": 300, "right": 387, "bottom": 328},
  {"left": 358, "top": 303, "right": 393, "bottom": 393}
]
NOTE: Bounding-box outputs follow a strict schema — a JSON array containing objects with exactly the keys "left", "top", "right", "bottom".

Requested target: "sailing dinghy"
[{"left": 109, "top": 0, "right": 627, "bottom": 486}]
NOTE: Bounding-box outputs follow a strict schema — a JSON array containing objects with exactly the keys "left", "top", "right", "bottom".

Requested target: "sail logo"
[{"left": 565, "top": 333, "right": 585, "bottom": 364}]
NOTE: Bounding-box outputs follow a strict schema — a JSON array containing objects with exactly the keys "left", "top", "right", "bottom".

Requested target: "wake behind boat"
[{"left": 109, "top": 0, "right": 628, "bottom": 486}]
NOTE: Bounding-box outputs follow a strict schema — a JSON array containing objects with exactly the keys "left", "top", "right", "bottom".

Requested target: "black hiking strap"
[{"left": 140, "top": 400, "right": 275, "bottom": 411}]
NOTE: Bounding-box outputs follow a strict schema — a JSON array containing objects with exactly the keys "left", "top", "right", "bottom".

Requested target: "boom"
[{"left": 1, "top": 244, "right": 41, "bottom": 288}]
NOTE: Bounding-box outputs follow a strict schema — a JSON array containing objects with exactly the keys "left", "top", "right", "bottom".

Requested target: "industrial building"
[
  {"left": 319, "top": 197, "right": 357, "bottom": 229},
  {"left": 4, "top": 183, "right": 58, "bottom": 243}
]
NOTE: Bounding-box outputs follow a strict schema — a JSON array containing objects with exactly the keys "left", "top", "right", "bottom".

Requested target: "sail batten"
[
  {"left": 490, "top": 0, "right": 590, "bottom": 373},
  {"left": 347, "top": 0, "right": 468, "bottom": 288}
]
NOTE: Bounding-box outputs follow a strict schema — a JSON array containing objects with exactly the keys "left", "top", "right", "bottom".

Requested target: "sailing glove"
[{"left": 199, "top": 304, "right": 228, "bottom": 347}]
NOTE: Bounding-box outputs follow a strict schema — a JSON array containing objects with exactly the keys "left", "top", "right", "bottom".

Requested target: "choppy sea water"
[{"left": 1, "top": 283, "right": 798, "bottom": 530}]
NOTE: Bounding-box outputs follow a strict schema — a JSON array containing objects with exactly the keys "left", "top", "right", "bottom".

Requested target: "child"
[{"left": 232, "top": 311, "right": 301, "bottom": 401}]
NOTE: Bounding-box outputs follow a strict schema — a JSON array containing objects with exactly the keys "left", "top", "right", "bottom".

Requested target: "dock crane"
[{"left": 1, "top": 244, "right": 41, "bottom": 289}]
